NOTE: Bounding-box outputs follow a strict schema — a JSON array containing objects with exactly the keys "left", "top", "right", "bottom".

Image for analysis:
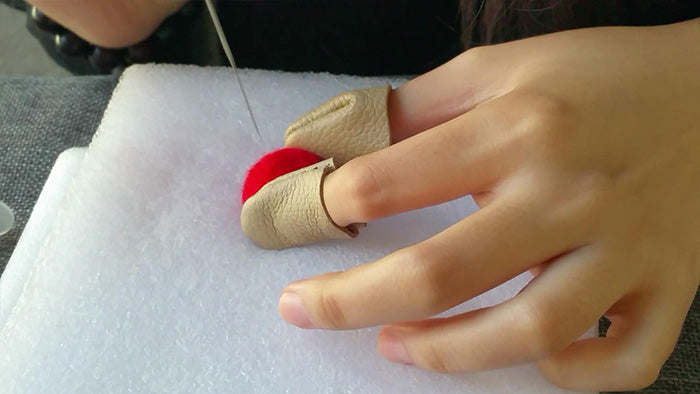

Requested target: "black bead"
[
  {"left": 154, "top": 19, "right": 179, "bottom": 43},
  {"left": 126, "top": 41, "right": 156, "bottom": 64},
  {"left": 89, "top": 47, "right": 126, "bottom": 71},
  {"left": 54, "top": 32, "right": 91, "bottom": 56},
  {"left": 30, "top": 6, "right": 64, "bottom": 33},
  {"left": 177, "top": 1, "right": 204, "bottom": 19}
]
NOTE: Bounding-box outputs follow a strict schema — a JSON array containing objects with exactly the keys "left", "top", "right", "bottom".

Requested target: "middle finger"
[{"left": 279, "top": 193, "right": 585, "bottom": 330}]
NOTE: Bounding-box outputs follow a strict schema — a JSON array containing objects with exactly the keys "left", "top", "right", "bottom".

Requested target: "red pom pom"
[{"left": 242, "top": 148, "right": 321, "bottom": 203}]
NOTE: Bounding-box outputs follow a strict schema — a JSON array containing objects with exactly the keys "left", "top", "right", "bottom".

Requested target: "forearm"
[{"left": 26, "top": 0, "right": 187, "bottom": 47}]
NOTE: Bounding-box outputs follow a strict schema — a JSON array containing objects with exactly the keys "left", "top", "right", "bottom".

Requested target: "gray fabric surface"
[
  {"left": 0, "top": 75, "right": 697, "bottom": 393},
  {"left": 0, "top": 75, "right": 117, "bottom": 270}
]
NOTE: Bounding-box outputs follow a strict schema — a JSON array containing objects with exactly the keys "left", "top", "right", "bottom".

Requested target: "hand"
[
  {"left": 278, "top": 19, "right": 700, "bottom": 391},
  {"left": 25, "top": 0, "right": 187, "bottom": 47}
]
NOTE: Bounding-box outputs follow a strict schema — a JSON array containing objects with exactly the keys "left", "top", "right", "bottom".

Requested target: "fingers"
[
  {"left": 374, "top": 248, "right": 623, "bottom": 373},
  {"left": 537, "top": 284, "right": 696, "bottom": 391},
  {"left": 388, "top": 47, "right": 508, "bottom": 143},
  {"left": 279, "top": 194, "right": 584, "bottom": 330},
  {"left": 324, "top": 91, "right": 531, "bottom": 227}
]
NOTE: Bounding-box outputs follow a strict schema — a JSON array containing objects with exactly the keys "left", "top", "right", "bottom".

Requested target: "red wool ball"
[{"left": 242, "top": 147, "right": 321, "bottom": 203}]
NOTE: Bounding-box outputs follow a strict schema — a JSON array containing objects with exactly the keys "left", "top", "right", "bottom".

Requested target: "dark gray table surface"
[{"left": 0, "top": 75, "right": 697, "bottom": 393}]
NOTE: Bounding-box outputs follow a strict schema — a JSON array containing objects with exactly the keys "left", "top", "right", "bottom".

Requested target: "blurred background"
[
  {"left": 0, "top": 5, "right": 69, "bottom": 75},
  {"left": 0, "top": 1, "right": 462, "bottom": 77}
]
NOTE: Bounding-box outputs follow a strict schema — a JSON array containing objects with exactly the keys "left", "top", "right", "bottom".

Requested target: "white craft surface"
[
  {"left": 0, "top": 65, "right": 595, "bottom": 393},
  {"left": 0, "top": 148, "right": 86, "bottom": 327}
]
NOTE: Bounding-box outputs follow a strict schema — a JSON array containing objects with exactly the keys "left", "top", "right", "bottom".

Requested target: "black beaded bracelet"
[{"left": 25, "top": 0, "right": 222, "bottom": 75}]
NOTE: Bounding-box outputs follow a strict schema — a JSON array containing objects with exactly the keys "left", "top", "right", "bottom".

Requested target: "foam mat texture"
[
  {"left": 0, "top": 148, "right": 85, "bottom": 327},
  {"left": 0, "top": 65, "right": 593, "bottom": 393}
]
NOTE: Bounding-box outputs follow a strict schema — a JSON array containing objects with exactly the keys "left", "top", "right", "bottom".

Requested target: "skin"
[
  {"left": 281, "top": 19, "right": 700, "bottom": 392},
  {"left": 28, "top": 4, "right": 699, "bottom": 390},
  {"left": 26, "top": 0, "right": 186, "bottom": 48}
]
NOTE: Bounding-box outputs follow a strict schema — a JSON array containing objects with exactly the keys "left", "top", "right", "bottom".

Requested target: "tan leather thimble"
[
  {"left": 241, "top": 86, "right": 392, "bottom": 250},
  {"left": 241, "top": 158, "right": 358, "bottom": 250},
  {"left": 284, "top": 85, "right": 392, "bottom": 166}
]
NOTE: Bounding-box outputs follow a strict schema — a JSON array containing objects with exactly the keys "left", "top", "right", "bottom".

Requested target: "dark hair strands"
[{"left": 458, "top": 0, "right": 699, "bottom": 49}]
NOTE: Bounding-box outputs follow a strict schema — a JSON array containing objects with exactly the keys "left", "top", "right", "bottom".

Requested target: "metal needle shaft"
[{"left": 204, "top": 0, "right": 262, "bottom": 140}]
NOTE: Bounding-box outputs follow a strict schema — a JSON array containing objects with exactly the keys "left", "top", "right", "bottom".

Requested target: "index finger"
[{"left": 324, "top": 90, "right": 535, "bottom": 228}]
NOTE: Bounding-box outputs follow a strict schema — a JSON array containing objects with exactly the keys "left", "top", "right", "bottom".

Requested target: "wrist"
[
  {"left": 25, "top": 0, "right": 189, "bottom": 48},
  {"left": 25, "top": 0, "right": 218, "bottom": 75}
]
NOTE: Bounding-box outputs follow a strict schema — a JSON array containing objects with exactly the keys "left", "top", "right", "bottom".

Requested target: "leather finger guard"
[
  {"left": 284, "top": 85, "right": 392, "bottom": 166},
  {"left": 240, "top": 159, "right": 358, "bottom": 250}
]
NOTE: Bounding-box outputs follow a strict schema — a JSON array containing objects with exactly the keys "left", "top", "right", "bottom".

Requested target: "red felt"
[{"left": 242, "top": 148, "right": 321, "bottom": 203}]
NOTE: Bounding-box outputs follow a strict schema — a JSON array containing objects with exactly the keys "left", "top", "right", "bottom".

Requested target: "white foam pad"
[
  {"left": 0, "top": 148, "right": 86, "bottom": 327},
  {"left": 0, "top": 65, "right": 594, "bottom": 393}
]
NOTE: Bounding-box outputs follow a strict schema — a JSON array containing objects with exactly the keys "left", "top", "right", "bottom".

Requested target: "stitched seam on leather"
[
  {"left": 318, "top": 166, "right": 357, "bottom": 238},
  {"left": 250, "top": 159, "right": 333, "bottom": 201}
]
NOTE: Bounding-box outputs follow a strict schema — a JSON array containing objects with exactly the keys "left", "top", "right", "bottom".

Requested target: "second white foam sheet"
[
  {"left": 0, "top": 148, "right": 87, "bottom": 326},
  {"left": 0, "top": 65, "right": 594, "bottom": 393}
]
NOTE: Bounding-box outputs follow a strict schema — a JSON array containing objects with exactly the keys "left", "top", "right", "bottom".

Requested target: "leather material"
[
  {"left": 242, "top": 85, "right": 392, "bottom": 249},
  {"left": 240, "top": 158, "right": 358, "bottom": 250},
  {"left": 284, "top": 85, "right": 392, "bottom": 166}
]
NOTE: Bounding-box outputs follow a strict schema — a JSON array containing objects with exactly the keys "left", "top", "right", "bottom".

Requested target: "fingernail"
[
  {"left": 379, "top": 331, "right": 412, "bottom": 365},
  {"left": 278, "top": 292, "right": 316, "bottom": 329}
]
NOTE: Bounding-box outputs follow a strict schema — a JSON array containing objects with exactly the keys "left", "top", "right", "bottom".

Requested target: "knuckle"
[
  {"left": 316, "top": 288, "right": 347, "bottom": 329},
  {"left": 514, "top": 91, "right": 574, "bottom": 151},
  {"left": 537, "top": 358, "right": 569, "bottom": 388},
  {"left": 529, "top": 330, "right": 566, "bottom": 358},
  {"left": 457, "top": 45, "right": 492, "bottom": 67},
  {"left": 398, "top": 245, "right": 453, "bottom": 315},
  {"left": 554, "top": 154, "right": 621, "bottom": 225},
  {"left": 522, "top": 92, "right": 572, "bottom": 129},
  {"left": 416, "top": 343, "right": 453, "bottom": 373},
  {"left": 620, "top": 355, "right": 662, "bottom": 389},
  {"left": 539, "top": 353, "right": 663, "bottom": 391},
  {"left": 341, "top": 159, "right": 386, "bottom": 221},
  {"left": 538, "top": 170, "right": 614, "bottom": 230},
  {"left": 567, "top": 172, "right": 615, "bottom": 220},
  {"left": 518, "top": 303, "right": 570, "bottom": 357}
]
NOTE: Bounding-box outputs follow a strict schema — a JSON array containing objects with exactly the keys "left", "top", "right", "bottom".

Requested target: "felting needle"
[{"left": 204, "top": 0, "right": 263, "bottom": 140}]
